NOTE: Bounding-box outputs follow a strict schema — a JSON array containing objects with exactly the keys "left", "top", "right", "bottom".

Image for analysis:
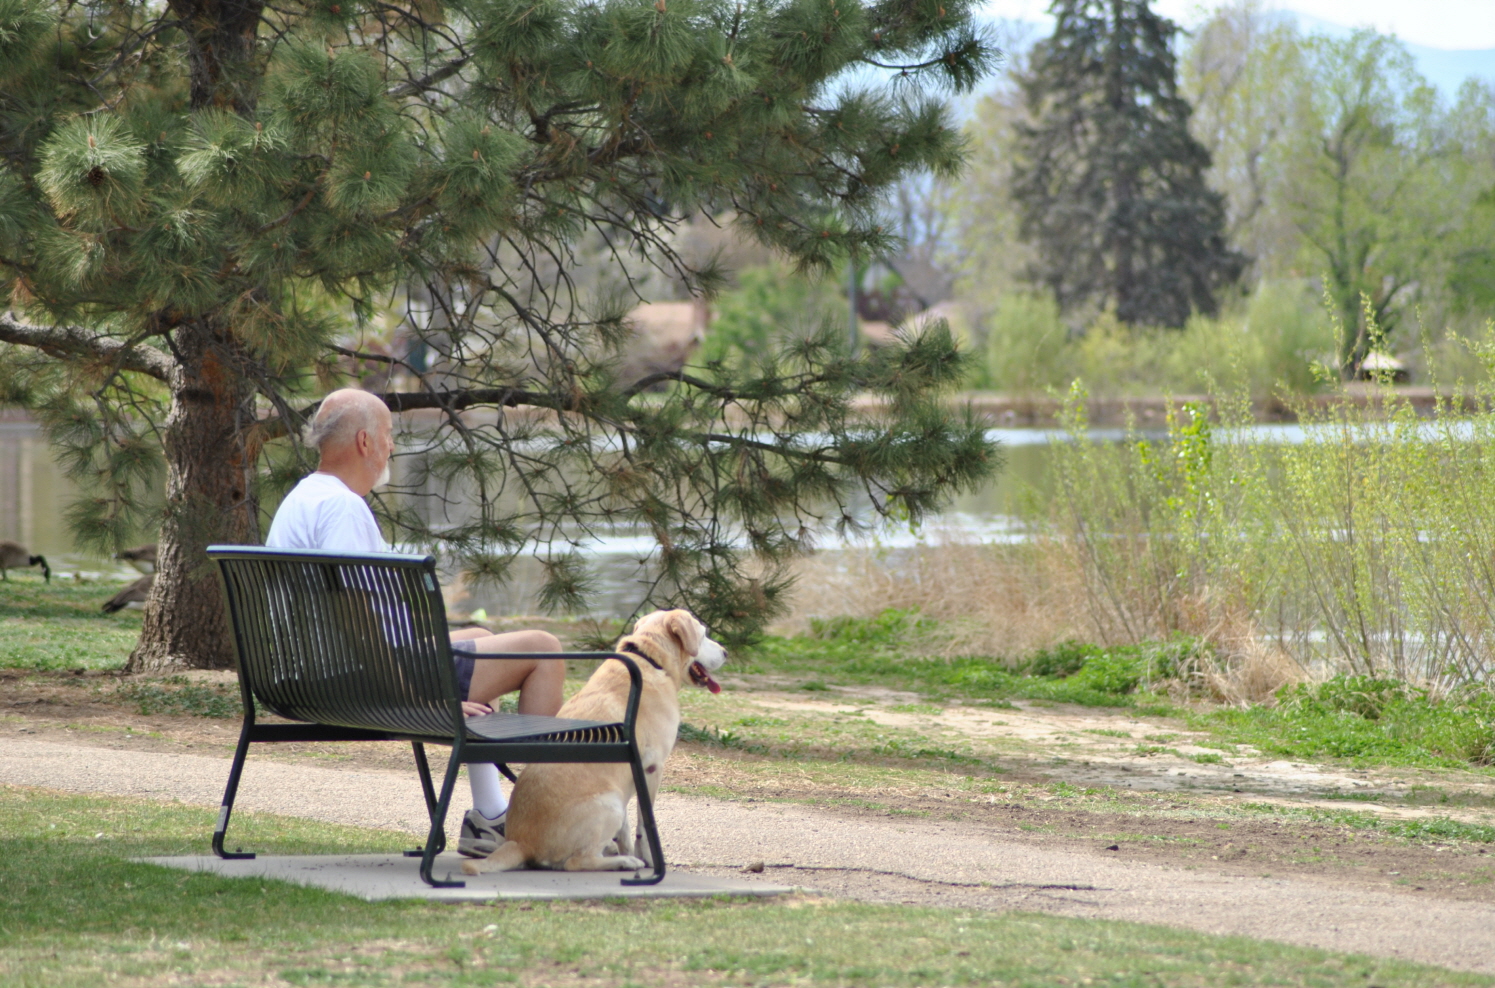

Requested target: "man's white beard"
[{"left": 374, "top": 462, "right": 391, "bottom": 489}]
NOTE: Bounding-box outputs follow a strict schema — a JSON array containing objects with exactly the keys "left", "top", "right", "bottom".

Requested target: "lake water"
[
  {"left": 0, "top": 416, "right": 1447, "bottom": 616},
  {"left": 0, "top": 418, "right": 1064, "bottom": 614}
]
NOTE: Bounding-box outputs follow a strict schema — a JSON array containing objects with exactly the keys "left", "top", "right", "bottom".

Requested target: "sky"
[{"left": 980, "top": 0, "right": 1495, "bottom": 51}]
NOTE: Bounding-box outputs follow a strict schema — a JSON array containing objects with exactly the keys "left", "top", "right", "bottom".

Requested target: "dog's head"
[{"left": 619, "top": 609, "right": 727, "bottom": 693}]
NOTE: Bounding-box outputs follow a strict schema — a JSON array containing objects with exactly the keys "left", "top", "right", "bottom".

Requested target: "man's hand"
[{"left": 461, "top": 701, "right": 492, "bottom": 717}]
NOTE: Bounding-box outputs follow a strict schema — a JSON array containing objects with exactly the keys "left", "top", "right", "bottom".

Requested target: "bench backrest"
[{"left": 207, "top": 546, "right": 462, "bottom": 738}]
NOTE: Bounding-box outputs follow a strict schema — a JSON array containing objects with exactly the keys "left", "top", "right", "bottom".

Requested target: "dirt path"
[
  {"left": 739, "top": 685, "right": 1495, "bottom": 823},
  {"left": 5, "top": 731, "right": 1495, "bottom": 976}
]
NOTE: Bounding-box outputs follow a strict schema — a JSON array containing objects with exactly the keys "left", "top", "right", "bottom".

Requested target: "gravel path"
[{"left": 5, "top": 736, "right": 1494, "bottom": 975}]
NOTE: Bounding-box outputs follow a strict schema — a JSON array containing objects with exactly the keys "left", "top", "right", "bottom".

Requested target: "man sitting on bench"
[{"left": 266, "top": 387, "right": 562, "bottom": 858}]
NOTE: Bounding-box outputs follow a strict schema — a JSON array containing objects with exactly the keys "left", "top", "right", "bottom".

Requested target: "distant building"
[
  {"left": 860, "top": 300, "right": 970, "bottom": 348},
  {"left": 1355, "top": 351, "right": 1409, "bottom": 383}
]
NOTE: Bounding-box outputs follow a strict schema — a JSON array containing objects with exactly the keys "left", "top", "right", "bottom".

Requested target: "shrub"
[{"left": 1048, "top": 353, "right": 1495, "bottom": 684}]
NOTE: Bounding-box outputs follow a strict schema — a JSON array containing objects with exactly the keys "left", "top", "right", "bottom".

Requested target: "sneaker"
[{"left": 457, "top": 808, "right": 506, "bottom": 858}]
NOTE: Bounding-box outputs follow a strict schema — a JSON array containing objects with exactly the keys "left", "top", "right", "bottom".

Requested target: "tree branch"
[
  {"left": 388, "top": 56, "right": 471, "bottom": 98},
  {"left": 0, "top": 313, "right": 175, "bottom": 382}
]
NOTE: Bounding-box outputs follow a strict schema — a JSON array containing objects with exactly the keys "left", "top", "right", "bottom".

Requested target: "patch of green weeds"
[
  {"left": 677, "top": 721, "right": 766, "bottom": 753},
  {"left": 111, "top": 677, "right": 244, "bottom": 719},
  {"left": 1241, "top": 801, "right": 1495, "bottom": 844},
  {"left": 1085, "top": 728, "right": 1132, "bottom": 738},
  {"left": 1190, "top": 752, "right": 1225, "bottom": 765},
  {"left": 1191, "top": 676, "right": 1495, "bottom": 769},
  {"left": 745, "top": 612, "right": 1204, "bottom": 710}
]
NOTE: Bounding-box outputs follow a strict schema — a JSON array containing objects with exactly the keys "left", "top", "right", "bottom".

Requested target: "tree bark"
[
  {"left": 123, "top": 0, "right": 266, "bottom": 673},
  {"left": 126, "top": 321, "right": 261, "bottom": 673}
]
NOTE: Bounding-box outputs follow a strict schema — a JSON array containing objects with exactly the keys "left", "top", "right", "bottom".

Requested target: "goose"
[
  {"left": 116, "top": 543, "right": 158, "bottom": 574},
  {"left": 102, "top": 573, "right": 154, "bottom": 613},
  {"left": 0, "top": 541, "right": 50, "bottom": 582}
]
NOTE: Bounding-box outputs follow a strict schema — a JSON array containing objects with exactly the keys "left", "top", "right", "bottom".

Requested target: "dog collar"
[{"left": 618, "top": 641, "right": 664, "bottom": 672}]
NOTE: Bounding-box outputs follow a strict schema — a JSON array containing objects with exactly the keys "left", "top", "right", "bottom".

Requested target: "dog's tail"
[{"left": 460, "top": 839, "right": 526, "bottom": 876}]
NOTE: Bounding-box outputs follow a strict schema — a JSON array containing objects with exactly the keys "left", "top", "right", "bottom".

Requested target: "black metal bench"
[{"left": 206, "top": 545, "right": 664, "bottom": 888}]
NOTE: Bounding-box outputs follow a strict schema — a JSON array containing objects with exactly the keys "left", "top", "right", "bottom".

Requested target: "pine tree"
[
  {"left": 1010, "top": 0, "right": 1243, "bottom": 327},
  {"left": 0, "top": 0, "right": 1001, "bottom": 669}
]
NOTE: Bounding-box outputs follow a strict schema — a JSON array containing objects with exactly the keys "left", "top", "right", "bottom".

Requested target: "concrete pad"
[{"left": 139, "top": 853, "right": 797, "bottom": 903}]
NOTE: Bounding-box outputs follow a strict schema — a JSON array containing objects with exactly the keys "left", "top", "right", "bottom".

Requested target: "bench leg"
[
  {"left": 622, "top": 747, "right": 665, "bottom": 886},
  {"left": 404, "top": 742, "right": 447, "bottom": 858},
  {"left": 419, "top": 749, "right": 465, "bottom": 889},
  {"left": 212, "top": 721, "right": 256, "bottom": 860}
]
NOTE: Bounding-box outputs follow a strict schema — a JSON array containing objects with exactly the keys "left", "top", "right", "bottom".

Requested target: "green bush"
[
  {"left": 1020, "top": 640, "right": 1096, "bottom": 678},
  {"left": 980, "top": 279, "right": 1336, "bottom": 395},
  {"left": 696, "top": 264, "right": 844, "bottom": 369}
]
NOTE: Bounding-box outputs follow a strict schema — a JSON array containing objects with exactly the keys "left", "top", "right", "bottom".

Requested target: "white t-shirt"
[{"left": 266, "top": 473, "right": 387, "bottom": 554}]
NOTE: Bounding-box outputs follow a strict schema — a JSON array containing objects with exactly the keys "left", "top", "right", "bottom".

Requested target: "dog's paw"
[
  {"left": 614, "top": 855, "right": 645, "bottom": 871},
  {"left": 460, "top": 860, "right": 484, "bottom": 876}
]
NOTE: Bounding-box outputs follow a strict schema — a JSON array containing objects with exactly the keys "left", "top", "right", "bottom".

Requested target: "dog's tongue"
[{"left": 690, "top": 661, "right": 722, "bottom": 694}]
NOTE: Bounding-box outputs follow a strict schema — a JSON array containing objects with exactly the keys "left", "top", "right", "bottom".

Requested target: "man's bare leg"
[
  {"left": 450, "top": 628, "right": 563, "bottom": 850},
  {"left": 451, "top": 628, "right": 564, "bottom": 715}
]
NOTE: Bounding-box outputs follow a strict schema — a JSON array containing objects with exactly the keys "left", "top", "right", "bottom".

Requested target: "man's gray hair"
[{"left": 305, "top": 391, "right": 384, "bottom": 451}]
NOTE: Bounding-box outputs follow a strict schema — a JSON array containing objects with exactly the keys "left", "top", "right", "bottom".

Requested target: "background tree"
[
  {"left": 1009, "top": 0, "right": 1244, "bottom": 328},
  {"left": 1181, "top": 0, "right": 1307, "bottom": 281},
  {"left": 1183, "top": 3, "right": 1495, "bottom": 369},
  {"left": 1281, "top": 31, "right": 1447, "bottom": 365},
  {"left": 0, "top": 0, "right": 1001, "bottom": 670}
]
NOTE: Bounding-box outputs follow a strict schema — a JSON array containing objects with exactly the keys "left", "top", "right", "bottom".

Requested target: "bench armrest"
[{"left": 459, "top": 651, "right": 644, "bottom": 741}]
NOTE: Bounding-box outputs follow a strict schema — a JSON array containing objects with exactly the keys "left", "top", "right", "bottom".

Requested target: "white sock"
[{"left": 467, "top": 763, "right": 508, "bottom": 819}]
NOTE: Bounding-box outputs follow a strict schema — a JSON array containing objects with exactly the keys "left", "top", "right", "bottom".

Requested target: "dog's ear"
[{"left": 663, "top": 609, "right": 704, "bottom": 657}]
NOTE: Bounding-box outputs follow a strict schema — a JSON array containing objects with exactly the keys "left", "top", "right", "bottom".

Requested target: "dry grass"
[
  {"left": 1185, "top": 640, "right": 1305, "bottom": 706},
  {"left": 776, "top": 541, "right": 1093, "bottom": 657},
  {"left": 777, "top": 540, "right": 1312, "bottom": 706}
]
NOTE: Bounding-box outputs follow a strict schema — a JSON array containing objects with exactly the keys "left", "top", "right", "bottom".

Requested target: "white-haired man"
[{"left": 266, "top": 388, "right": 561, "bottom": 857}]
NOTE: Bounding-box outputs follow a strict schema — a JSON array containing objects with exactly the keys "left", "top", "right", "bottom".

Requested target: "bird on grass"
[
  {"left": 0, "top": 541, "right": 50, "bottom": 582},
  {"left": 116, "top": 543, "right": 158, "bottom": 574},
  {"left": 102, "top": 574, "right": 153, "bottom": 613}
]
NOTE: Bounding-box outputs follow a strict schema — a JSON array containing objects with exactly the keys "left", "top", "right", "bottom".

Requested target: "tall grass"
[
  {"left": 785, "top": 339, "right": 1495, "bottom": 693},
  {"left": 1048, "top": 368, "right": 1495, "bottom": 688}
]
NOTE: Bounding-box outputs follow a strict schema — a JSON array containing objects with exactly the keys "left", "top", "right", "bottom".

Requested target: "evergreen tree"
[
  {"left": 1010, "top": 0, "right": 1243, "bottom": 327},
  {"left": 0, "top": 0, "right": 1001, "bottom": 670}
]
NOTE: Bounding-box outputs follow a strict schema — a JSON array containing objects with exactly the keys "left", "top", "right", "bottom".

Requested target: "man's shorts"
[{"left": 451, "top": 639, "right": 479, "bottom": 700}]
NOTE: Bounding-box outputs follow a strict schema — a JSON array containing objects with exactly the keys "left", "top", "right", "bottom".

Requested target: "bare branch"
[{"left": 0, "top": 313, "right": 175, "bottom": 382}]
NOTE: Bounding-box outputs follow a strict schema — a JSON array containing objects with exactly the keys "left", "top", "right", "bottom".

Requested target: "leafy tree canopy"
[{"left": 0, "top": 0, "right": 1002, "bottom": 668}]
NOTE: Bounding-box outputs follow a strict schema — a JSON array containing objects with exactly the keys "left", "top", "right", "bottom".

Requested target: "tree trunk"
[{"left": 126, "top": 322, "right": 261, "bottom": 673}]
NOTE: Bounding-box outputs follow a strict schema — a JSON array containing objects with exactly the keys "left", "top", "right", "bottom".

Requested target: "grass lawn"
[
  {"left": 1, "top": 786, "right": 1487, "bottom": 988},
  {"left": 0, "top": 575, "right": 142, "bottom": 671}
]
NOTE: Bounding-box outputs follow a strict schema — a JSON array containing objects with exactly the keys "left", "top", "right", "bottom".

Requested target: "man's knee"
[{"left": 521, "top": 630, "right": 562, "bottom": 653}]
